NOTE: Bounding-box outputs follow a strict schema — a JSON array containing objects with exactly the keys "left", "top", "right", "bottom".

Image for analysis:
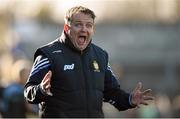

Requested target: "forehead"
[{"left": 71, "top": 12, "right": 94, "bottom": 23}]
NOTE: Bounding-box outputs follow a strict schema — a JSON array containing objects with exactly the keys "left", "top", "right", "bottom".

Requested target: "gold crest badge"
[{"left": 93, "top": 60, "right": 100, "bottom": 72}]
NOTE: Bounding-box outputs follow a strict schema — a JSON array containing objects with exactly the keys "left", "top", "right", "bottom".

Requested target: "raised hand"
[
  {"left": 40, "top": 70, "right": 53, "bottom": 96},
  {"left": 131, "top": 82, "right": 154, "bottom": 107}
]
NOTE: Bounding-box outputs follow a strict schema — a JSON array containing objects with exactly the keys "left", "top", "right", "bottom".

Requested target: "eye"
[
  {"left": 74, "top": 23, "right": 82, "bottom": 28},
  {"left": 86, "top": 23, "right": 93, "bottom": 28}
]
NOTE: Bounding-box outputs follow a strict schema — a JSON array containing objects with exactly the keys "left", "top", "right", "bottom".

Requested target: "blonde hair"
[{"left": 64, "top": 6, "right": 96, "bottom": 25}]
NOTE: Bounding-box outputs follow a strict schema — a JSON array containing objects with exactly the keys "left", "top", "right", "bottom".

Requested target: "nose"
[{"left": 80, "top": 24, "right": 87, "bottom": 32}]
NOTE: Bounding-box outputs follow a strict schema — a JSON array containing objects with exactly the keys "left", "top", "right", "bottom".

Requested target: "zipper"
[{"left": 79, "top": 53, "right": 89, "bottom": 117}]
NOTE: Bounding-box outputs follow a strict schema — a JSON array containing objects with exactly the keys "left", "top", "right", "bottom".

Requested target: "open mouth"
[{"left": 78, "top": 35, "right": 87, "bottom": 45}]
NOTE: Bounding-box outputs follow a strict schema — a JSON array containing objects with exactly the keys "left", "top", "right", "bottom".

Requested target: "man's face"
[{"left": 67, "top": 12, "right": 95, "bottom": 51}]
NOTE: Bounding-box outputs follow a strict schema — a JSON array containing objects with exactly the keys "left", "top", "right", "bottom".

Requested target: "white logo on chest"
[{"left": 63, "top": 64, "right": 74, "bottom": 71}]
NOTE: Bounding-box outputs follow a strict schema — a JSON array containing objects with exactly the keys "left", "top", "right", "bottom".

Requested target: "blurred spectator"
[
  {"left": 0, "top": 53, "right": 14, "bottom": 87},
  {"left": 137, "top": 101, "right": 161, "bottom": 118},
  {"left": 172, "top": 95, "right": 180, "bottom": 117},
  {"left": 155, "top": 93, "right": 172, "bottom": 117},
  {"left": 0, "top": 86, "right": 4, "bottom": 117},
  {"left": 1, "top": 59, "right": 37, "bottom": 118}
]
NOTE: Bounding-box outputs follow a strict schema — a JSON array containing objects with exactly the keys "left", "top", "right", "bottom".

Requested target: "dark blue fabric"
[{"left": 2, "top": 83, "right": 26, "bottom": 117}]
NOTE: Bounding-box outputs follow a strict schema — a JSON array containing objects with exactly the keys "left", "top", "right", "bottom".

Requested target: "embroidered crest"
[{"left": 93, "top": 60, "right": 100, "bottom": 72}]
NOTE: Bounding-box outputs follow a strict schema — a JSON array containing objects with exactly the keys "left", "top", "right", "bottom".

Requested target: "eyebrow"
[{"left": 73, "top": 20, "right": 94, "bottom": 24}]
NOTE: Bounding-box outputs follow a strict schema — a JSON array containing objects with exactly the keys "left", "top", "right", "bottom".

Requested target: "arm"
[
  {"left": 103, "top": 63, "right": 154, "bottom": 110},
  {"left": 103, "top": 63, "right": 135, "bottom": 111},
  {"left": 24, "top": 55, "right": 52, "bottom": 104}
]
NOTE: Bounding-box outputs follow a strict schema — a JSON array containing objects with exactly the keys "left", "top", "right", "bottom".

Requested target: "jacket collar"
[{"left": 59, "top": 31, "right": 91, "bottom": 54}]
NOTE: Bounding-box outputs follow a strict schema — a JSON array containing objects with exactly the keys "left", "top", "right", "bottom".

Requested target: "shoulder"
[
  {"left": 91, "top": 43, "right": 109, "bottom": 65},
  {"left": 91, "top": 43, "right": 108, "bottom": 57},
  {"left": 34, "top": 38, "right": 62, "bottom": 60},
  {"left": 38, "top": 38, "right": 62, "bottom": 52}
]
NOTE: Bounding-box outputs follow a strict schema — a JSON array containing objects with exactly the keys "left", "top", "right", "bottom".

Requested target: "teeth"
[
  {"left": 79, "top": 36, "right": 86, "bottom": 40},
  {"left": 79, "top": 37, "right": 85, "bottom": 41}
]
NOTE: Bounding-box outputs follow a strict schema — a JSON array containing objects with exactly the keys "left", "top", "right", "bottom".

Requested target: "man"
[
  {"left": 24, "top": 6, "right": 153, "bottom": 118},
  {"left": 2, "top": 59, "right": 34, "bottom": 118}
]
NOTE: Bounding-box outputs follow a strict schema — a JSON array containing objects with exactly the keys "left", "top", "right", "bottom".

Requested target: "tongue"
[{"left": 78, "top": 37, "right": 85, "bottom": 44}]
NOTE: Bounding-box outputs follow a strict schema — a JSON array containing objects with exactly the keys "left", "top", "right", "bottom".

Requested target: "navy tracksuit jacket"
[{"left": 24, "top": 32, "right": 134, "bottom": 118}]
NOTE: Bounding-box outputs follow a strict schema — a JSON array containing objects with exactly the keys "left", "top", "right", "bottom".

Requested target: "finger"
[
  {"left": 134, "top": 82, "right": 142, "bottom": 92},
  {"left": 46, "top": 71, "right": 52, "bottom": 79},
  {"left": 42, "top": 76, "right": 51, "bottom": 90},
  {"left": 142, "top": 89, "right": 152, "bottom": 95},
  {"left": 140, "top": 101, "right": 148, "bottom": 105},
  {"left": 43, "top": 77, "right": 51, "bottom": 87},
  {"left": 143, "top": 96, "right": 154, "bottom": 100},
  {"left": 43, "top": 71, "right": 52, "bottom": 82},
  {"left": 45, "top": 84, "right": 51, "bottom": 89}
]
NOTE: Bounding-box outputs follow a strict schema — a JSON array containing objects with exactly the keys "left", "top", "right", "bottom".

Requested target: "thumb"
[{"left": 134, "top": 82, "right": 142, "bottom": 92}]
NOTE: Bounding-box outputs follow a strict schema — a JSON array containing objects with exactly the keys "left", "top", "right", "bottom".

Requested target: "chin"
[
  {"left": 79, "top": 48, "right": 85, "bottom": 51},
  {"left": 78, "top": 46, "right": 86, "bottom": 51}
]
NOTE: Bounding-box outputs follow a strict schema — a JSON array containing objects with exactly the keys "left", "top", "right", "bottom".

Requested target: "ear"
[{"left": 64, "top": 24, "right": 70, "bottom": 33}]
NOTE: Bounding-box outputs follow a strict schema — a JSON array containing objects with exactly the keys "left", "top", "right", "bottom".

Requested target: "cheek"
[
  {"left": 70, "top": 29, "right": 78, "bottom": 37},
  {"left": 89, "top": 30, "right": 94, "bottom": 37},
  {"left": 69, "top": 31, "right": 75, "bottom": 39},
  {"left": 90, "top": 28, "right": 95, "bottom": 35}
]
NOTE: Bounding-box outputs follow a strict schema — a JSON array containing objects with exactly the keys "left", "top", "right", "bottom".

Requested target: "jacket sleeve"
[
  {"left": 103, "top": 56, "right": 135, "bottom": 111},
  {"left": 24, "top": 55, "right": 51, "bottom": 104}
]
